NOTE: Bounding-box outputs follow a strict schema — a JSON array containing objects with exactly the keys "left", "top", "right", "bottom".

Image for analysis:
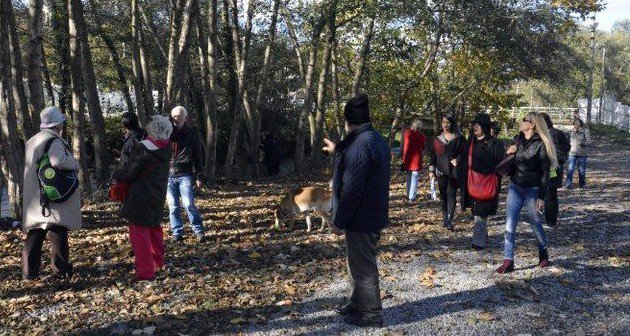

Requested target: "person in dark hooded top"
[
  {"left": 466, "top": 114, "right": 505, "bottom": 250},
  {"left": 112, "top": 115, "right": 173, "bottom": 281}
]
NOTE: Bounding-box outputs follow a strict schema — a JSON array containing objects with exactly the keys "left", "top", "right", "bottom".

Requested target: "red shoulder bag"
[{"left": 467, "top": 141, "right": 498, "bottom": 201}]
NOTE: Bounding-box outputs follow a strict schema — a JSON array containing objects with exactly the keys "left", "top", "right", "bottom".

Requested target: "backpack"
[{"left": 37, "top": 137, "right": 79, "bottom": 216}]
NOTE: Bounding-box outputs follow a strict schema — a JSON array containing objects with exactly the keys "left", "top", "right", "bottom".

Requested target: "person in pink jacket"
[{"left": 401, "top": 120, "right": 426, "bottom": 202}]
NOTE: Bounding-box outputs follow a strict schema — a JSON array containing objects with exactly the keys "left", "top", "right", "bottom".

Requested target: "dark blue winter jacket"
[{"left": 331, "top": 124, "right": 391, "bottom": 233}]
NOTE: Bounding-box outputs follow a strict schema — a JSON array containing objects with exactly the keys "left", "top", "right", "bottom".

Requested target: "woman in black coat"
[
  {"left": 467, "top": 114, "right": 505, "bottom": 250},
  {"left": 428, "top": 114, "right": 467, "bottom": 230},
  {"left": 112, "top": 115, "right": 173, "bottom": 281}
]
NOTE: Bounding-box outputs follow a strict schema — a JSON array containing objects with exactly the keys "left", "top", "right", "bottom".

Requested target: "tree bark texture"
[
  {"left": 293, "top": 12, "right": 326, "bottom": 174},
  {"left": 67, "top": 0, "right": 92, "bottom": 195},
  {"left": 71, "top": 0, "right": 109, "bottom": 183},
  {"left": 3, "top": 0, "right": 35, "bottom": 138},
  {"left": 351, "top": 15, "right": 375, "bottom": 97},
  {"left": 0, "top": 7, "right": 25, "bottom": 217},
  {"left": 27, "top": 0, "right": 45, "bottom": 121}
]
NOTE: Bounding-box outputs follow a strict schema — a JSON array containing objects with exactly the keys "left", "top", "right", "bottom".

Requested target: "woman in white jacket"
[{"left": 22, "top": 107, "right": 81, "bottom": 281}]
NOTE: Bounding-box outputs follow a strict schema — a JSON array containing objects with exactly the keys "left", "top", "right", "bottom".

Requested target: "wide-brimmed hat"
[{"left": 39, "top": 106, "right": 67, "bottom": 129}]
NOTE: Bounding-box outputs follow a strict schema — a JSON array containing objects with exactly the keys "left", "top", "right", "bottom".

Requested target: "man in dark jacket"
[
  {"left": 322, "top": 94, "right": 390, "bottom": 327},
  {"left": 168, "top": 106, "right": 206, "bottom": 242},
  {"left": 541, "top": 113, "right": 570, "bottom": 226}
]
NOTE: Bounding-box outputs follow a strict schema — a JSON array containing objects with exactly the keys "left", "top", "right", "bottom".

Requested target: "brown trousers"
[{"left": 22, "top": 226, "right": 72, "bottom": 280}]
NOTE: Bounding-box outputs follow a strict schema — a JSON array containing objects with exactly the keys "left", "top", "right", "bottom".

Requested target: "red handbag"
[
  {"left": 108, "top": 181, "right": 129, "bottom": 202},
  {"left": 467, "top": 141, "right": 498, "bottom": 201}
]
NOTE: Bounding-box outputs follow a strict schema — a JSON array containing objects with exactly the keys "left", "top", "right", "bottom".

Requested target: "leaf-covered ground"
[{"left": 1, "top": 134, "right": 628, "bottom": 335}]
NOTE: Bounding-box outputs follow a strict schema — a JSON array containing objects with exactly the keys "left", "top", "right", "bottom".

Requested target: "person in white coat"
[{"left": 22, "top": 106, "right": 81, "bottom": 281}]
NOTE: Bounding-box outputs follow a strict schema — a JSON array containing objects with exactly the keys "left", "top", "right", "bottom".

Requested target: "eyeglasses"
[{"left": 522, "top": 118, "right": 532, "bottom": 123}]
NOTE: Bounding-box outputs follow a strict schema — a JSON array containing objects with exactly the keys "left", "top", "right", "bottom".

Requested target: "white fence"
[
  {"left": 509, "top": 107, "right": 577, "bottom": 126},
  {"left": 578, "top": 93, "right": 630, "bottom": 132}
]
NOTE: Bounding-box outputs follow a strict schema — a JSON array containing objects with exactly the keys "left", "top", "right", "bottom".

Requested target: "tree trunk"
[
  {"left": 281, "top": 3, "right": 305, "bottom": 79},
  {"left": 0, "top": 7, "right": 25, "bottom": 217},
  {"left": 312, "top": 0, "right": 337, "bottom": 158},
  {"left": 388, "top": 98, "right": 405, "bottom": 147},
  {"left": 223, "top": 0, "right": 256, "bottom": 177},
  {"left": 27, "top": 0, "right": 46, "bottom": 118},
  {"left": 71, "top": 0, "right": 109, "bottom": 183},
  {"left": 4, "top": 0, "right": 35, "bottom": 139},
  {"left": 196, "top": 0, "right": 218, "bottom": 179},
  {"left": 351, "top": 15, "right": 375, "bottom": 97},
  {"left": 50, "top": 0, "right": 71, "bottom": 115},
  {"left": 139, "top": 30, "right": 154, "bottom": 116},
  {"left": 331, "top": 45, "right": 344, "bottom": 140},
  {"left": 131, "top": 0, "right": 148, "bottom": 125},
  {"left": 293, "top": 13, "right": 326, "bottom": 174},
  {"left": 91, "top": 0, "right": 134, "bottom": 112},
  {"left": 165, "top": 0, "right": 194, "bottom": 111},
  {"left": 67, "top": 0, "right": 92, "bottom": 195},
  {"left": 41, "top": 45, "right": 55, "bottom": 106}
]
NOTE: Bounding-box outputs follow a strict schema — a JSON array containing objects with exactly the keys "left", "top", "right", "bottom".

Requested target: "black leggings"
[{"left": 437, "top": 176, "right": 458, "bottom": 220}]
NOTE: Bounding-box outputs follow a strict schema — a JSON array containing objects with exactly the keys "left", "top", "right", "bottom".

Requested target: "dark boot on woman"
[
  {"left": 538, "top": 248, "right": 550, "bottom": 268},
  {"left": 496, "top": 259, "right": 514, "bottom": 274}
]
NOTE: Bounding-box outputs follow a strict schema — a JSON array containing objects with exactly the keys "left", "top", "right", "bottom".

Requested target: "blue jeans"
[
  {"left": 503, "top": 183, "right": 548, "bottom": 260},
  {"left": 565, "top": 155, "right": 587, "bottom": 188},
  {"left": 167, "top": 175, "right": 204, "bottom": 237},
  {"left": 405, "top": 171, "right": 420, "bottom": 201}
]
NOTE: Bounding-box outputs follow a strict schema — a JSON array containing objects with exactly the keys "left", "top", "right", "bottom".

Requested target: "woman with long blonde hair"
[{"left": 497, "top": 112, "right": 557, "bottom": 273}]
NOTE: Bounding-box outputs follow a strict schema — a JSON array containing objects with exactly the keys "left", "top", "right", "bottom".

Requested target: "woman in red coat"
[{"left": 401, "top": 120, "right": 426, "bottom": 202}]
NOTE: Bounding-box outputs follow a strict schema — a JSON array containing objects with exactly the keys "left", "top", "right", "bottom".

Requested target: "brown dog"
[{"left": 274, "top": 186, "right": 332, "bottom": 232}]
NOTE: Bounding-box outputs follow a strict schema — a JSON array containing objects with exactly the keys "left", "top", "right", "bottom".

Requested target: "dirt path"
[
  {"left": 239, "top": 134, "right": 630, "bottom": 335},
  {"left": 0, "top": 135, "right": 628, "bottom": 335}
]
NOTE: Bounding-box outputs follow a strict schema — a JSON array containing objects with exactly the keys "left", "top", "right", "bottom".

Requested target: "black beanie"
[{"left": 344, "top": 94, "right": 370, "bottom": 125}]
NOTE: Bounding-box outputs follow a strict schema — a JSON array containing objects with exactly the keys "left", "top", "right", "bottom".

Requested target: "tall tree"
[
  {"left": 291, "top": 5, "right": 326, "bottom": 174},
  {"left": 67, "top": 0, "right": 92, "bottom": 194},
  {"left": 0, "top": 0, "right": 25, "bottom": 217},
  {"left": 195, "top": 0, "right": 219, "bottom": 178},
  {"left": 90, "top": 0, "right": 134, "bottom": 112},
  {"left": 4, "top": 0, "right": 35, "bottom": 138},
  {"left": 71, "top": 0, "right": 109, "bottom": 183},
  {"left": 164, "top": 0, "right": 194, "bottom": 111},
  {"left": 223, "top": 0, "right": 256, "bottom": 176},
  {"left": 311, "top": 0, "right": 337, "bottom": 156},
  {"left": 27, "top": 0, "right": 46, "bottom": 120},
  {"left": 131, "top": 0, "right": 148, "bottom": 125}
]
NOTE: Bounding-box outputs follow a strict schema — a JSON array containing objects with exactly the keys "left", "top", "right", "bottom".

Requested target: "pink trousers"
[{"left": 128, "top": 224, "right": 164, "bottom": 280}]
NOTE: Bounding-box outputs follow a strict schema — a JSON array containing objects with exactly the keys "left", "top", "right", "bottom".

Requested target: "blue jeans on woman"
[
  {"left": 405, "top": 171, "right": 420, "bottom": 201},
  {"left": 503, "top": 183, "right": 548, "bottom": 261},
  {"left": 167, "top": 174, "right": 204, "bottom": 238},
  {"left": 565, "top": 155, "right": 587, "bottom": 188}
]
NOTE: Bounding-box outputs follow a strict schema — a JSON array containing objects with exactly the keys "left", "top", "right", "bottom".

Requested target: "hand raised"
[{"left": 322, "top": 138, "right": 336, "bottom": 154}]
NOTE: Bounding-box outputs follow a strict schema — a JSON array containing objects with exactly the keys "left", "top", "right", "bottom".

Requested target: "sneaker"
[
  {"left": 496, "top": 259, "right": 514, "bottom": 274},
  {"left": 538, "top": 248, "right": 550, "bottom": 268},
  {"left": 343, "top": 313, "right": 384, "bottom": 327},
  {"left": 195, "top": 233, "right": 206, "bottom": 242}
]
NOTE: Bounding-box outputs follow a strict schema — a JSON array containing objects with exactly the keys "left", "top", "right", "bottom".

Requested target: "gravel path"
[{"left": 237, "top": 136, "right": 630, "bottom": 336}]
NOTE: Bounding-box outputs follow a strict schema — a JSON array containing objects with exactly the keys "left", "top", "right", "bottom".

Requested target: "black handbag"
[{"left": 495, "top": 153, "right": 515, "bottom": 177}]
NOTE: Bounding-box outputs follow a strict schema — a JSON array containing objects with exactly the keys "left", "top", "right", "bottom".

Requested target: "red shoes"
[{"left": 496, "top": 259, "right": 514, "bottom": 274}]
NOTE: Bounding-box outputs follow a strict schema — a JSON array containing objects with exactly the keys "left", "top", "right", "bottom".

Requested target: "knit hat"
[
  {"left": 39, "top": 106, "right": 67, "bottom": 129},
  {"left": 344, "top": 94, "right": 370, "bottom": 125}
]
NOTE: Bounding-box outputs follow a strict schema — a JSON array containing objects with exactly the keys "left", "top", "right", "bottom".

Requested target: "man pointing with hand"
[{"left": 322, "top": 94, "right": 391, "bottom": 327}]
